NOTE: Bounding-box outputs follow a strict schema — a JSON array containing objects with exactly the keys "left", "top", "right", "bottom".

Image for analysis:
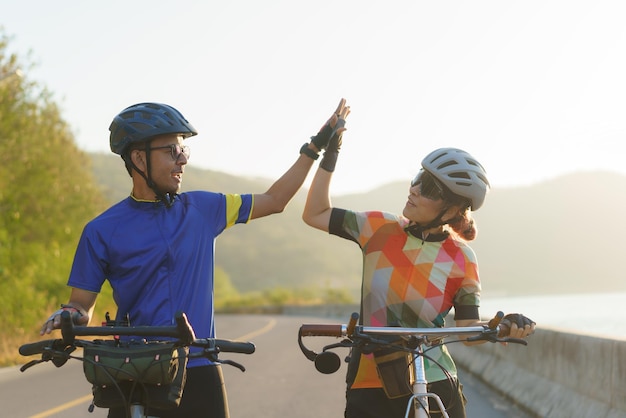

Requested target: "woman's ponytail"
[{"left": 448, "top": 209, "right": 477, "bottom": 241}]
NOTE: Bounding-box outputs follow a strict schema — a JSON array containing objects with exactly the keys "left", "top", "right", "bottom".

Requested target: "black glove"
[
  {"left": 310, "top": 118, "right": 335, "bottom": 151},
  {"left": 319, "top": 118, "right": 345, "bottom": 172},
  {"left": 498, "top": 313, "right": 535, "bottom": 336}
]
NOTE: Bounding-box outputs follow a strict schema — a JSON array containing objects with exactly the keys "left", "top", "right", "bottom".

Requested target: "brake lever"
[
  {"left": 466, "top": 332, "right": 528, "bottom": 346},
  {"left": 497, "top": 337, "right": 528, "bottom": 346},
  {"left": 466, "top": 329, "right": 499, "bottom": 343},
  {"left": 218, "top": 359, "right": 246, "bottom": 372},
  {"left": 323, "top": 339, "right": 355, "bottom": 352},
  {"left": 20, "top": 359, "right": 45, "bottom": 372}
]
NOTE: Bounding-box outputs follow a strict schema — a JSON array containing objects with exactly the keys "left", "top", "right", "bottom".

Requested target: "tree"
[{"left": 0, "top": 30, "right": 109, "bottom": 364}]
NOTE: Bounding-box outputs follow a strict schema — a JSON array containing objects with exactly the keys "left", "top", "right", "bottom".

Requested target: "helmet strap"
[
  {"left": 127, "top": 144, "right": 177, "bottom": 208},
  {"left": 404, "top": 208, "right": 449, "bottom": 240}
]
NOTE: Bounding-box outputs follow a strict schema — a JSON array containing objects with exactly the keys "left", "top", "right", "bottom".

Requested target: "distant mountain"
[{"left": 88, "top": 152, "right": 626, "bottom": 299}]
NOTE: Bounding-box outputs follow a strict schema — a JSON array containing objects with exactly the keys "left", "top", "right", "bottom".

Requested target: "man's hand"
[
  {"left": 40, "top": 304, "right": 89, "bottom": 335},
  {"left": 310, "top": 98, "right": 350, "bottom": 152}
]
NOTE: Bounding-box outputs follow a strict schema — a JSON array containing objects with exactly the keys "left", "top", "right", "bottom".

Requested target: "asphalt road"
[{"left": 3, "top": 314, "right": 533, "bottom": 417}]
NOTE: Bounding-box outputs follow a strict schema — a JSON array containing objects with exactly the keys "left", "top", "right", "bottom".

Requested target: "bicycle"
[
  {"left": 298, "top": 311, "right": 528, "bottom": 418},
  {"left": 19, "top": 310, "right": 255, "bottom": 418}
]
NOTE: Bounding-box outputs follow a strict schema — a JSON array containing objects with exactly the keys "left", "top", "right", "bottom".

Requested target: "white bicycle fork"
[{"left": 404, "top": 345, "right": 449, "bottom": 418}]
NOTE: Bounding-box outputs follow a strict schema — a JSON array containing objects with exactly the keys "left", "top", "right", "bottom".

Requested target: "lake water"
[{"left": 479, "top": 292, "right": 626, "bottom": 340}]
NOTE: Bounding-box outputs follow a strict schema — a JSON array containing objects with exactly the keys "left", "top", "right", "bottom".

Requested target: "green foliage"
[{"left": 0, "top": 30, "right": 110, "bottom": 364}]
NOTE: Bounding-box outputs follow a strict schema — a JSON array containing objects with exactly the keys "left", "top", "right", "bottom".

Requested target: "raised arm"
[
  {"left": 251, "top": 99, "right": 349, "bottom": 219},
  {"left": 302, "top": 166, "right": 334, "bottom": 232},
  {"left": 302, "top": 102, "right": 351, "bottom": 231}
]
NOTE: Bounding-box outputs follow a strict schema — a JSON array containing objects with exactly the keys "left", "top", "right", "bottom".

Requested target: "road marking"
[
  {"left": 28, "top": 394, "right": 92, "bottom": 418},
  {"left": 28, "top": 316, "right": 277, "bottom": 417},
  {"left": 235, "top": 317, "right": 277, "bottom": 341}
]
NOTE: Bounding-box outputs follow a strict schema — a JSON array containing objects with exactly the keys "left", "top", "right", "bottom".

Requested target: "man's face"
[{"left": 144, "top": 134, "right": 189, "bottom": 194}]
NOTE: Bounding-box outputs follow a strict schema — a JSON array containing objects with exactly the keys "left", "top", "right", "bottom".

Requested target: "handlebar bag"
[
  {"left": 372, "top": 341, "right": 415, "bottom": 399},
  {"left": 82, "top": 340, "right": 188, "bottom": 386},
  {"left": 90, "top": 351, "right": 187, "bottom": 410}
]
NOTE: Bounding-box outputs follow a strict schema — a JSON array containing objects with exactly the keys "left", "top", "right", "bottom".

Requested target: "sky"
[{"left": 2, "top": 1, "right": 626, "bottom": 194}]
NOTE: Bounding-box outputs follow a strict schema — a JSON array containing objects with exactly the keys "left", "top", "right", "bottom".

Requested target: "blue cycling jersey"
[{"left": 67, "top": 191, "right": 253, "bottom": 367}]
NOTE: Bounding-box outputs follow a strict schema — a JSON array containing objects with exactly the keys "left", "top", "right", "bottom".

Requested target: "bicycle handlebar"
[
  {"left": 191, "top": 338, "right": 256, "bottom": 355},
  {"left": 19, "top": 339, "right": 65, "bottom": 357},
  {"left": 19, "top": 337, "right": 255, "bottom": 357},
  {"left": 19, "top": 310, "right": 255, "bottom": 370},
  {"left": 59, "top": 310, "right": 197, "bottom": 345},
  {"left": 299, "top": 311, "right": 524, "bottom": 342},
  {"left": 300, "top": 324, "right": 492, "bottom": 338},
  {"left": 298, "top": 311, "right": 527, "bottom": 370}
]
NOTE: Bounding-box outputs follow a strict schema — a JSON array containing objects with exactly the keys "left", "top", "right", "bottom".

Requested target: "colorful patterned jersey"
[
  {"left": 67, "top": 191, "right": 253, "bottom": 367},
  {"left": 329, "top": 209, "right": 481, "bottom": 385}
]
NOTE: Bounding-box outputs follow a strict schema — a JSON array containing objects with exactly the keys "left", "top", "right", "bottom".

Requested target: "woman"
[{"left": 303, "top": 118, "right": 534, "bottom": 417}]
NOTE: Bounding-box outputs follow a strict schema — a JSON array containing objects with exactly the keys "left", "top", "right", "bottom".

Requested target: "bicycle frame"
[{"left": 298, "top": 312, "right": 524, "bottom": 418}]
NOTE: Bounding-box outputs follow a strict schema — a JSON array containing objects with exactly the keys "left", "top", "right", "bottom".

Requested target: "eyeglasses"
[
  {"left": 410, "top": 170, "right": 446, "bottom": 201},
  {"left": 148, "top": 144, "right": 190, "bottom": 161}
]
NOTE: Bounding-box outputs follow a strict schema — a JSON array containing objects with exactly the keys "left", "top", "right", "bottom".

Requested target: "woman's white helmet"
[{"left": 421, "top": 148, "right": 490, "bottom": 210}]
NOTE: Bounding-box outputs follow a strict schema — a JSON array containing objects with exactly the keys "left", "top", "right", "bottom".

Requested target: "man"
[{"left": 40, "top": 99, "right": 348, "bottom": 417}]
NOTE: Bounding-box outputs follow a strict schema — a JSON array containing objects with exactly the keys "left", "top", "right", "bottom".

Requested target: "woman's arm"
[{"left": 302, "top": 167, "right": 334, "bottom": 232}]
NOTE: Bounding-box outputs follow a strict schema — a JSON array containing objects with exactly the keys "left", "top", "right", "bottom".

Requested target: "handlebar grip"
[
  {"left": 299, "top": 324, "right": 343, "bottom": 337},
  {"left": 214, "top": 339, "right": 256, "bottom": 354},
  {"left": 19, "top": 340, "right": 58, "bottom": 356},
  {"left": 60, "top": 311, "right": 75, "bottom": 345},
  {"left": 487, "top": 311, "right": 504, "bottom": 330},
  {"left": 175, "top": 311, "right": 196, "bottom": 344},
  {"left": 346, "top": 312, "right": 359, "bottom": 336}
]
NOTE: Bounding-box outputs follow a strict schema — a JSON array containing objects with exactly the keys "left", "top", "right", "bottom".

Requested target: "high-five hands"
[
  {"left": 310, "top": 98, "right": 351, "bottom": 152},
  {"left": 319, "top": 99, "right": 350, "bottom": 172}
]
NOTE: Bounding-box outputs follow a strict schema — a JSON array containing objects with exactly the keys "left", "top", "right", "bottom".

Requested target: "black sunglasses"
[
  {"left": 410, "top": 170, "right": 446, "bottom": 201},
  {"left": 148, "top": 144, "right": 190, "bottom": 161}
]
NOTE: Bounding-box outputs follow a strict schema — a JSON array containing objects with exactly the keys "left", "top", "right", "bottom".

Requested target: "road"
[{"left": 3, "top": 314, "right": 533, "bottom": 417}]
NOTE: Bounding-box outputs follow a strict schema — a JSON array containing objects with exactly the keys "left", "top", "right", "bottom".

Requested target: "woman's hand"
[
  {"left": 498, "top": 313, "right": 536, "bottom": 339},
  {"left": 310, "top": 98, "right": 350, "bottom": 152}
]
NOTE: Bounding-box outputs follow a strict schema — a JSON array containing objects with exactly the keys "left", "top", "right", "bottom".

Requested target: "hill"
[{"left": 89, "top": 153, "right": 626, "bottom": 299}]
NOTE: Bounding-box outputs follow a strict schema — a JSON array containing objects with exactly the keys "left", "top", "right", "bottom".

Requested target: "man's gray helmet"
[
  {"left": 421, "top": 148, "right": 490, "bottom": 210},
  {"left": 109, "top": 102, "right": 198, "bottom": 155}
]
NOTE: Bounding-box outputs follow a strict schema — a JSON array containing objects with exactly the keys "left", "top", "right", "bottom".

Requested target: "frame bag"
[{"left": 372, "top": 341, "right": 415, "bottom": 399}]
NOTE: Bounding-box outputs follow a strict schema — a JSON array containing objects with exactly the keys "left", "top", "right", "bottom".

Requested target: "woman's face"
[
  {"left": 402, "top": 183, "right": 446, "bottom": 224},
  {"left": 402, "top": 170, "right": 448, "bottom": 224}
]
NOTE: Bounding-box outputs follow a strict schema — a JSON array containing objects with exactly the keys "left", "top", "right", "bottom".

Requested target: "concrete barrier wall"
[
  {"left": 284, "top": 305, "right": 626, "bottom": 418},
  {"left": 448, "top": 327, "right": 626, "bottom": 418}
]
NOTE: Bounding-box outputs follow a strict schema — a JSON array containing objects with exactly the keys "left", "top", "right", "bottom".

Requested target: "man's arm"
[
  {"left": 251, "top": 98, "right": 349, "bottom": 219},
  {"left": 250, "top": 150, "right": 317, "bottom": 219}
]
